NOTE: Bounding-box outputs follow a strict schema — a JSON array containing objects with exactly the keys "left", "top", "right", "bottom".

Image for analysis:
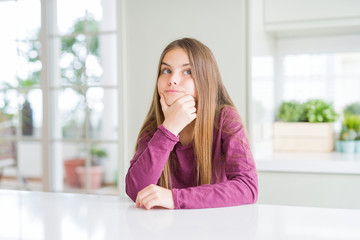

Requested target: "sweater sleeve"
[
  {"left": 171, "top": 107, "right": 258, "bottom": 209},
  {"left": 125, "top": 125, "right": 179, "bottom": 201}
]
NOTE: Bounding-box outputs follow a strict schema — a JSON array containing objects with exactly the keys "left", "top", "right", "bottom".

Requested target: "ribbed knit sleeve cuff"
[{"left": 158, "top": 124, "right": 179, "bottom": 142}]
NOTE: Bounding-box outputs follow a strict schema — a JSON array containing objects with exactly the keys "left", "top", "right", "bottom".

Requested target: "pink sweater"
[{"left": 125, "top": 106, "right": 258, "bottom": 209}]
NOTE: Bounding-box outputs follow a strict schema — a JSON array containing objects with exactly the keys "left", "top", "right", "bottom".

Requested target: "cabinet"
[{"left": 264, "top": 0, "right": 360, "bottom": 36}]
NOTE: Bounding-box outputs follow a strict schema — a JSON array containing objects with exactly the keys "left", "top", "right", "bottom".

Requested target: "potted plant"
[
  {"left": 336, "top": 114, "right": 360, "bottom": 153},
  {"left": 64, "top": 149, "right": 86, "bottom": 188},
  {"left": 276, "top": 101, "right": 304, "bottom": 122},
  {"left": 273, "top": 99, "right": 338, "bottom": 152},
  {"left": 344, "top": 102, "right": 360, "bottom": 115},
  {"left": 76, "top": 145, "right": 107, "bottom": 190},
  {"left": 300, "top": 99, "right": 338, "bottom": 123}
]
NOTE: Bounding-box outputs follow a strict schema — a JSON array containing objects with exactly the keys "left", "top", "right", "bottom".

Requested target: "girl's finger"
[
  {"left": 141, "top": 194, "right": 158, "bottom": 210},
  {"left": 183, "top": 100, "right": 196, "bottom": 109},
  {"left": 136, "top": 185, "right": 155, "bottom": 208},
  {"left": 191, "top": 113, "right": 197, "bottom": 120},
  {"left": 173, "top": 94, "right": 195, "bottom": 105}
]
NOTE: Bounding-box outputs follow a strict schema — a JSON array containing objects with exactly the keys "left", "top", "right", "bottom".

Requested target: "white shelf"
[{"left": 255, "top": 152, "right": 360, "bottom": 175}]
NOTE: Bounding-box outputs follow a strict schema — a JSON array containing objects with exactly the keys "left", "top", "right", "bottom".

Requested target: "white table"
[{"left": 1, "top": 190, "right": 360, "bottom": 240}]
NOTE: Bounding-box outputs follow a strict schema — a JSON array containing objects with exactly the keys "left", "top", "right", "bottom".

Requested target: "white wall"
[{"left": 124, "top": 0, "right": 249, "bottom": 167}]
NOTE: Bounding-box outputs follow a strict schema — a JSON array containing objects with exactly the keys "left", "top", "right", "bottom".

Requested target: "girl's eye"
[
  {"left": 184, "top": 69, "right": 191, "bottom": 75},
  {"left": 162, "top": 69, "right": 171, "bottom": 74}
]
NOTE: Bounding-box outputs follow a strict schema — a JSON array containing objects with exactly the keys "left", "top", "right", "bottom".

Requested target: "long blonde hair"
[{"left": 136, "top": 38, "right": 234, "bottom": 188}]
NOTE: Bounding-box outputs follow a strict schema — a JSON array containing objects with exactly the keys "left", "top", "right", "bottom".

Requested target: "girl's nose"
[{"left": 168, "top": 77, "right": 178, "bottom": 86}]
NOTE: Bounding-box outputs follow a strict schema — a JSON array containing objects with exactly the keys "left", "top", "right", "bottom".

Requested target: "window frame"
[{"left": 39, "top": 0, "right": 126, "bottom": 195}]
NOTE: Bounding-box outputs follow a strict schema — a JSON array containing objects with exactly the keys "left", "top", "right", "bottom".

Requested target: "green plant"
[
  {"left": 344, "top": 102, "right": 360, "bottom": 115},
  {"left": 339, "top": 114, "right": 360, "bottom": 141},
  {"left": 301, "top": 99, "right": 338, "bottom": 123},
  {"left": 90, "top": 145, "right": 107, "bottom": 166},
  {"left": 276, "top": 101, "right": 304, "bottom": 122},
  {"left": 352, "top": 115, "right": 360, "bottom": 140},
  {"left": 344, "top": 114, "right": 357, "bottom": 130}
]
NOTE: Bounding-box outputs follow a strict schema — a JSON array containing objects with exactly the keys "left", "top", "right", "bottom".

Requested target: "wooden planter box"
[{"left": 273, "top": 122, "right": 334, "bottom": 152}]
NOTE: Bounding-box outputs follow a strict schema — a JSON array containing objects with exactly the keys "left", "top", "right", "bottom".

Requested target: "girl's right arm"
[{"left": 125, "top": 125, "right": 179, "bottom": 201}]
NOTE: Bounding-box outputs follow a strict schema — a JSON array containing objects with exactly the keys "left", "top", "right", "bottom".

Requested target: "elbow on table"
[
  {"left": 125, "top": 186, "right": 137, "bottom": 202},
  {"left": 248, "top": 175, "right": 259, "bottom": 204},
  {"left": 249, "top": 183, "right": 258, "bottom": 204},
  {"left": 236, "top": 176, "right": 258, "bottom": 205},
  {"left": 125, "top": 175, "right": 138, "bottom": 202}
]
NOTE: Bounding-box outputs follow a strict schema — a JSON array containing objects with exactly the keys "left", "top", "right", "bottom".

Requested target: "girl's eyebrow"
[{"left": 161, "top": 62, "right": 190, "bottom": 68}]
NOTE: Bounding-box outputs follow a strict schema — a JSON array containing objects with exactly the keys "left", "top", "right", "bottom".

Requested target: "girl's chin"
[
  {"left": 164, "top": 94, "right": 183, "bottom": 105},
  {"left": 165, "top": 97, "right": 176, "bottom": 106}
]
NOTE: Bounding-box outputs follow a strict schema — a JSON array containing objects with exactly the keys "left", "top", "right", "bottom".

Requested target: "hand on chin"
[{"left": 163, "top": 92, "right": 185, "bottom": 106}]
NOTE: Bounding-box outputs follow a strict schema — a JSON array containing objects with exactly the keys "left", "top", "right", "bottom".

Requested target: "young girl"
[{"left": 125, "top": 38, "right": 258, "bottom": 209}]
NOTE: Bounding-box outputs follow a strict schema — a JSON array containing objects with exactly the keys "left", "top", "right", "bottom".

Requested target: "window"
[
  {"left": 281, "top": 53, "right": 360, "bottom": 112},
  {"left": 51, "top": 0, "right": 118, "bottom": 194},
  {"left": 251, "top": 35, "right": 360, "bottom": 161},
  {"left": 0, "top": 0, "right": 43, "bottom": 189},
  {"left": 0, "top": 0, "right": 120, "bottom": 195}
]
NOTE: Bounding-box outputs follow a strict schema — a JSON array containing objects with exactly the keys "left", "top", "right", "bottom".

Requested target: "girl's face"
[{"left": 157, "top": 48, "right": 196, "bottom": 106}]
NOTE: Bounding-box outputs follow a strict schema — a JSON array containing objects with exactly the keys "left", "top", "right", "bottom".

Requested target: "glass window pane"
[
  {"left": 0, "top": 136, "right": 18, "bottom": 189},
  {"left": 16, "top": 0, "right": 41, "bottom": 40},
  {"left": 87, "top": 34, "right": 117, "bottom": 87},
  {"left": 90, "top": 0, "right": 117, "bottom": 32},
  {"left": 0, "top": 138, "right": 16, "bottom": 160},
  {"left": 0, "top": 89, "right": 19, "bottom": 128},
  {"left": 0, "top": 2, "right": 16, "bottom": 41},
  {"left": 0, "top": 140, "right": 42, "bottom": 190},
  {"left": 16, "top": 40, "right": 42, "bottom": 88},
  {"left": 59, "top": 0, "right": 117, "bottom": 34},
  {"left": 82, "top": 143, "right": 118, "bottom": 194},
  {"left": 60, "top": 142, "right": 87, "bottom": 191},
  {"left": 0, "top": 2, "right": 17, "bottom": 88},
  {"left": 87, "top": 88, "right": 118, "bottom": 140},
  {"left": 58, "top": 142, "right": 118, "bottom": 194},
  {"left": 1, "top": 39, "right": 41, "bottom": 90},
  {"left": 20, "top": 89, "right": 42, "bottom": 138},
  {"left": 335, "top": 53, "right": 360, "bottom": 75},
  {"left": 85, "top": 36, "right": 103, "bottom": 86},
  {"left": 57, "top": 0, "right": 87, "bottom": 35},
  {"left": 281, "top": 52, "right": 360, "bottom": 111},
  {"left": 60, "top": 35, "right": 87, "bottom": 86},
  {"left": 54, "top": 88, "right": 86, "bottom": 140}
]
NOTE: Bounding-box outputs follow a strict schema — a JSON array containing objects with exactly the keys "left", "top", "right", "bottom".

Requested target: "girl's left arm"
[{"left": 171, "top": 107, "right": 258, "bottom": 209}]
